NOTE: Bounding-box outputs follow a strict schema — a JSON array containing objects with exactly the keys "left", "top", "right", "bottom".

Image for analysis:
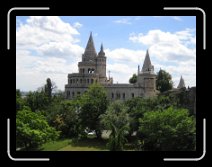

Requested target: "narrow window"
[
  {"left": 123, "top": 93, "right": 125, "bottom": 99},
  {"left": 67, "top": 91, "right": 70, "bottom": 97}
]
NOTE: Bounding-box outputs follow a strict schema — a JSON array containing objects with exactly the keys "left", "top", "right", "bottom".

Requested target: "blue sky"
[{"left": 16, "top": 16, "right": 196, "bottom": 91}]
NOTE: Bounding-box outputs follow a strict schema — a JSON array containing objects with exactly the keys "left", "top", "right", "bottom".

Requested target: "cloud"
[
  {"left": 129, "top": 29, "right": 195, "bottom": 61},
  {"left": 129, "top": 29, "right": 196, "bottom": 87},
  {"left": 152, "top": 16, "right": 183, "bottom": 21},
  {"left": 172, "top": 16, "right": 182, "bottom": 21},
  {"left": 105, "top": 48, "right": 145, "bottom": 64},
  {"left": 16, "top": 16, "right": 84, "bottom": 91},
  {"left": 16, "top": 50, "right": 79, "bottom": 91},
  {"left": 114, "top": 18, "right": 132, "bottom": 25},
  {"left": 16, "top": 16, "right": 82, "bottom": 52},
  {"left": 107, "top": 63, "right": 137, "bottom": 84},
  {"left": 105, "top": 48, "right": 146, "bottom": 84},
  {"left": 73, "top": 22, "right": 83, "bottom": 29}
]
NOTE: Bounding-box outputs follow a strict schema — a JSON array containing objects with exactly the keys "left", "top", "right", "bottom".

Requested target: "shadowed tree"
[
  {"left": 100, "top": 101, "right": 129, "bottom": 151},
  {"left": 129, "top": 74, "right": 137, "bottom": 84},
  {"left": 156, "top": 69, "right": 173, "bottom": 92},
  {"left": 79, "top": 83, "right": 108, "bottom": 139}
]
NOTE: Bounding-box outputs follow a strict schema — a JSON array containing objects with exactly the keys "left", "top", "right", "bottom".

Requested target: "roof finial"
[
  {"left": 100, "top": 43, "right": 104, "bottom": 51},
  {"left": 98, "top": 43, "right": 105, "bottom": 57}
]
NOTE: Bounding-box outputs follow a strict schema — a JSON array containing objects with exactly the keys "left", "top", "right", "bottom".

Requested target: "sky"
[{"left": 16, "top": 16, "right": 196, "bottom": 91}]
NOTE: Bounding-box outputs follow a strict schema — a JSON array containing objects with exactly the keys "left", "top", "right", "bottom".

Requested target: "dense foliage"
[
  {"left": 79, "top": 83, "right": 108, "bottom": 139},
  {"left": 16, "top": 78, "right": 196, "bottom": 151},
  {"left": 156, "top": 69, "right": 173, "bottom": 92},
  {"left": 101, "top": 101, "right": 129, "bottom": 150},
  {"left": 129, "top": 74, "right": 137, "bottom": 84},
  {"left": 16, "top": 107, "right": 59, "bottom": 150},
  {"left": 138, "top": 107, "right": 196, "bottom": 151}
]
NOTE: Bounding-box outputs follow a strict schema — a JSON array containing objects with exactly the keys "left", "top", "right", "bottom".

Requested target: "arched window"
[
  {"left": 91, "top": 79, "right": 94, "bottom": 84},
  {"left": 87, "top": 79, "right": 89, "bottom": 83},
  {"left": 132, "top": 93, "right": 134, "bottom": 98},
  {"left": 72, "top": 92, "right": 75, "bottom": 98},
  {"left": 80, "top": 79, "right": 82, "bottom": 83},
  {"left": 112, "top": 93, "right": 114, "bottom": 99}
]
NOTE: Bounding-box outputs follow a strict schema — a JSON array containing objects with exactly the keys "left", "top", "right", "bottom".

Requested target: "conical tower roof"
[
  {"left": 142, "top": 50, "right": 154, "bottom": 73},
  {"left": 177, "top": 76, "right": 185, "bottom": 88},
  {"left": 83, "top": 32, "right": 97, "bottom": 61},
  {"left": 98, "top": 43, "right": 105, "bottom": 57}
]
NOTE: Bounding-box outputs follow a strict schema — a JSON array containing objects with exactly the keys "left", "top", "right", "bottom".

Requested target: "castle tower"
[
  {"left": 137, "top": 49, "right": 156, "bottom": 97},
  {"left": 96, "top": 43, "right": 107, "bottom": 83},
  {"left": 177, "top": 76, "right": 185, "bottom": 88},
  {"left": 142, "top": 49, "right": 154, "bottom": 73},
  {"left": 78, "top": 32, "right": 97, "bottom": 74},
  {"left": 82, "top": 32, "right": 97, "bottom": 62}
]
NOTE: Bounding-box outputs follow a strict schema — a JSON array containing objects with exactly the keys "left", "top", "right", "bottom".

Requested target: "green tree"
[
  {"left": 156, "top": 69, "right": 173, "bottom": 92},
  {"left": 44, "top": 78, "right": 57, "bottom": 99},
  {"left": 16, "top": 89, "right": 25, "bottom": 111},
  {"left": 138, "top": 107, "right": 196, "bottom": 151},
  {"left": 79, "top": 83, "right": 108, "bottom": 139},
  {"left": 125, "top": 96, "right": 175, "bottom": 138},
  {"left": 100, "top": 101, "right": 129, "bottom": 151},
  {"left": 129, "top": 74, "right": 137, "bottom": 84},
  {"left": 46, "top": 100, "right": 81, "bottom": 138},
  {"left": 26, "top": 91, "right": 49, "bottom": 112},
  {"left": 16, "top": 107, "right": 60, "bottom": 150}
]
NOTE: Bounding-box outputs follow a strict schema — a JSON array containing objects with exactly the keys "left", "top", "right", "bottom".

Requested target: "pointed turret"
[
  {"left": 83, "top": 32, "right": 97, "bottom": 61},
  {"left": 142, "top": 49, "right": 154, "bottom": 73},
  {"left": 98, "top": 43, "right": 105, "bottom": 57},
  {"left": 177, "top": 76, "right": 185, "bottom": 88}
]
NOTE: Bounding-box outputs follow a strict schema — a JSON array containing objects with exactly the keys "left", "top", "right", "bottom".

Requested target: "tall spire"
[
  {"left": 142, "top": 49, "right": 154, "bottom": 73},
  {"left": 83, "top": 32, "right": 97, "bottom": 61},
  {"left": 138, "top": 65, "right": 140, "bottom": 75},
  {"left": 98, "top": 43, "right": 105, "bottom": 57},
  {"left": 177, "top": 76, "right": 185, "bottom": 88}
]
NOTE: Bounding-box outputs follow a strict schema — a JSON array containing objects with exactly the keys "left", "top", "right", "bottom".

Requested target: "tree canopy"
[
  {"left": 129, "top": 74, "right": 137, "bottom": 84},
  {"left": 79, "top": 83, "right": 108, "bottom": 139},
  {"left": 156, "top": 69, "right": 173, "bottom": 92},
  {"left": 100, "top": 101, "right": 130, "bottom": 151},
  {"left": 138, "top": 107, "right": 196, "bottom": 151},
  {"left": 16, "top": 107, "right": 60, "bottom": 150}
]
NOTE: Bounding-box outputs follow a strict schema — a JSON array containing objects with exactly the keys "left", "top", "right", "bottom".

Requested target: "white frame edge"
[
  {"left": 164, "top": 118, "right": 206, "bottom": 161},
  {"left": 164, "top": 7, "right": 206, "bottom": 50},
  {"left": 7, "top": 7, "right": 50, "bottom": 50},
  {"left": 7, "top": 118, "right": 50, "bottom": 161}
]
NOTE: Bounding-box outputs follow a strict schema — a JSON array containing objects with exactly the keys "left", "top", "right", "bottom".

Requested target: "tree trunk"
[{"left": 95, "top": 130, "right": 102, "bottom": 140}]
